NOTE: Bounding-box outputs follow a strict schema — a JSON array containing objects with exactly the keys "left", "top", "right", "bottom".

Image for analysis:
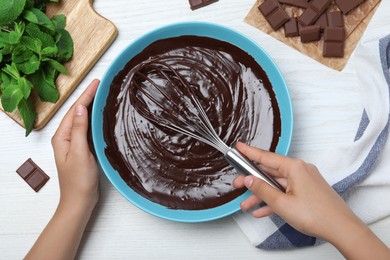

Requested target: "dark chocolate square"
[
  {"left": 284, "top": 18, "right": 299, "bottom": 37},
  {"left": 299, "top": 8, "right": 318, "bottom": 26},
  {"left": 25, "top": 169, "right": 50, "bottom": 192},
  {"left": 189, "top": 0, "right": 218, "bottom": 10},
  {"left": 315, "top": 12, "right": 328, "bottom": 32},
  {"left": 334, "top": 0, "right": 366, "bottom": 14},
  {"left": 16, "top": 158, "right": 36, "bottom": 179},
  {"left": 16, "top": 158, "right": 50, "bottom": 192},
  {"left": 310, "top": 0, "right": 332, "bottom": 13},
  {"left": 300, "top": 25, "right": 321, "bottom": 43},
  {"left": 327, "top": 11, "right": 344, "bottom": 27},
  {"left": 323, "top": 42, "right": 344, "bottom": 57},
  {"left": 324, "top": 27, "right": 345, "bottom": 42},
  {"left": 268, "top": 8, "right": 290, "bottom": 30},
  {"left": 278, "top": 0, "right": 310, "bottom": 8},
  {"left": 259, "top": 0, "right": 279, "bottom": 16}
]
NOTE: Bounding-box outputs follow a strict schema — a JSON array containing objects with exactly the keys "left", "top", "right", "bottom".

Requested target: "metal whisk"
[{"left": 129, "top": 60, "right": 284, "bottom": 192}]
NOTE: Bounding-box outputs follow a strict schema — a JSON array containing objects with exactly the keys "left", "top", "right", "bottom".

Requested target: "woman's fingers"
[
  {"left": 240, "top": 194, "right": 263, "bottom": 211},
  {"left": 236, "top": 142, "right": 290, "bottom": 178},
  {"left": 252, "top": 205, "right": 274, "bottom": 218}
]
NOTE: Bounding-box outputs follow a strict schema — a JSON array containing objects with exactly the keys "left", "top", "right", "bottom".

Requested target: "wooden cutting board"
[{"left": 0, "top": 0, "right": 118, "bottom": 130}]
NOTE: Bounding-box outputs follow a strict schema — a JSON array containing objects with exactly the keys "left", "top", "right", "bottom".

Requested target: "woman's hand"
[
  {"left": 51, "top": 79, "right": 100, "bottom": 211},
  {"left": 26, "top": 80, "right": 100, "bottom": 260},
  {"left": 233, "top": 142, "right": 390, "bottom": 259}
]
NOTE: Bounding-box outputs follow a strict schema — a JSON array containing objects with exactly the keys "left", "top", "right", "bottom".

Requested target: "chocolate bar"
[
  {"left": 315, "top": 12, "right": 328, "bottom": 32},
  {"left": 278, "top": 0, "right": 310, "bottom": 8},
  {"left": 259, "top": 0, "right": 290, "bottom": 30},
  {"left": 16, "top": 158, "right": 50, "bottom": 192},
  {"left": 189, "top": 0, "right": 218, "bottom": 10},
  {"left": 334, "top": 0, "right": 366, "bottom": 14},
  {"left": 323, "top": 27, "right": 345, "bottom": 57},
  {"left": 284, "top": 17, "right": 299, "bottom": 37},
  {"left": 298, "top": 0, "right": 332, "bottom": 26},
  {"left": 300, "top": 25, "right": 321, "bottom": 43},
  {"left": 327, "top": 11, "right": 344, "bottom": 27}
]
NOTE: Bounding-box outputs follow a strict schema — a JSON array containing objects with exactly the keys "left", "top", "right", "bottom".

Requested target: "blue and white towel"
[{"left": 233, "top": 2, "right": 390, "bottom": 249}]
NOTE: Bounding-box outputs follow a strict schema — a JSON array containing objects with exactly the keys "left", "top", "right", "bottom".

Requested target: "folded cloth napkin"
[{"left": 233, "top": 2, "right": 390, "bottom": 249}]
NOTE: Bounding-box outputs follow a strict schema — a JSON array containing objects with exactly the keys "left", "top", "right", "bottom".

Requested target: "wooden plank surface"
[{"left": 0, "top": 0, "right": 117, "bottom": 130}]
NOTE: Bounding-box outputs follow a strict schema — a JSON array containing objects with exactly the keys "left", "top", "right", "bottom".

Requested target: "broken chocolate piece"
[
  {"left": 189, "top": 0, "right": 218, "bottom": 10},
  {"left": 327, "top": 11, "right": 344, "bottom": 27},
  {"left": 300, "top": 25, "right": 321, "bottom": 43},
  {"left": 278, "top": 0, "right": 310, "bottom": 8},
  {"left": 315, "top": 12, "right": 328, "bottom": 32},
  {"left": 284, "top": 17, "right": 299, "bottom": 37},
  {"left": 16, "top": 158, "right": 50, "bottom": 192},
  {"left": 298, "top": 0, "right": 332, "bottom": 26},
  {"left": 323, "top": 27, "right": 345, "bottom": 57},
  {"left": 259, "top": 0, "right": 290, "bottom": 30},
  {"left": 334, "top": 0, "right": 366, "bottom": 14}
]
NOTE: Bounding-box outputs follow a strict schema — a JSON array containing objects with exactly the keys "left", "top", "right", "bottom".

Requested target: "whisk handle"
[{"left": 225, "top": 148, "right": 285, "bottom": 192}]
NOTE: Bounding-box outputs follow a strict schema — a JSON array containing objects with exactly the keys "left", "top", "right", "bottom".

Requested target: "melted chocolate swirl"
[{"left": 103, "top": 36, "right": 281, "bottom": 210}]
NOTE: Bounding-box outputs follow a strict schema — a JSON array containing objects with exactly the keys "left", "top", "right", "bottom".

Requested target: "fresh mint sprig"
[{"left": 0, "top": 0, "right": 73, "bottom": 136}]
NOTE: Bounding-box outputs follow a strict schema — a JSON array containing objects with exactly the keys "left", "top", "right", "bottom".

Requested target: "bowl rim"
[{"left": 92, "top": 21, "right": 293, "bottom": 223}]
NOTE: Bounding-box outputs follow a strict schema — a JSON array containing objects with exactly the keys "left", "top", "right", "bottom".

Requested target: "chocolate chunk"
[
  {"left": 300, "top": 25, "right": 321, "bottom": 43},
  {"left": 315, "top": 12, "right": 328, "bottom": 32},
  {"left": 284, "top": 18, "right": 299, "bottom": 37},
  {"left": 310, "top": 0, "right": 332, "bottom": 13},
  {"left": 298, "top": 0, "right": 331, "bottom": 26},
  {"left": 278, "top": 0, "right": 310, "bottom": 8},
  {"left": 189, "top": 0, "right": 218, "bottom": 10},
  {"left": 323, "top": 27, "right": 345, "bottom": 57},
  {"left": 324, "top": 27, "right": 345, "bottom": 42},
  {"left": 298, "top": 8, "right": 317, "bottom": 26},
  {"left": 16, "top": 158, "right": 49, "bottom": 192},
  {"left": 327, "top": 11, "right": 344, "bottom": 27},
  {"left": 334, "top": 0, "right": 366, "bottom": 14},
  {"left": 259, "top": 0, "right": 290, "bottom": 30}
]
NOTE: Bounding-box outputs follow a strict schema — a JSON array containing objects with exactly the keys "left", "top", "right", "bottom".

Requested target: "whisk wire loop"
[{"left": 128, "top": 59, "right": 284, "bottom": 192}]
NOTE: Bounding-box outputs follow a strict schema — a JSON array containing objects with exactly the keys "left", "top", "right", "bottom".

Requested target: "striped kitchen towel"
[{"left": 233, "top": 2, "right": 390, "bottom": 249}]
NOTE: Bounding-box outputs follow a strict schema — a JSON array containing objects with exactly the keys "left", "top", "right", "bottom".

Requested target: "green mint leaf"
[
  {"left": 0, "top": 71, "right": 11, "bottom": 86},
  {"left": 2, "top": 63, "right": 20, "bottom": 79},
  {"left": 8, "top": 31, "right": 22, "bottom": 44},
  {"left": 24, "top": 0, "right": 34, "bottom": 10},
  {"left": 56, "top": 29, "right": 73, "bottom": 62},
  {"left": 30, "top": 68, "right": 59, "bottom": 103},
  {"left": 45, "top": 58, "right": 67, "bottom": 74},
  {"left": 23, "top": 8, "right": 55, "bottom": 33},
  {"left": 41, "top": 45, "right": 58, "bottom": 56},
  {"left": 0, "top": 43, "right": 13, "bottom": 55},
  {"left": 25, "top": 23, "right": 54, "bottom": 48},
  {"left": 0, "top": 29, "right": 23, "bottom": 45},
  {"left": 12, "top": 45, "right": 33, "bottom": 63},
  {"left": 1, "top": 83, "right": 24, "bottom": 112},
  {"left": 16, "top": 54, "right": 40, "bottom": 74},
  {"left": 17, "top": 76, "right": 32, "bottom": 98},
  {"left": 0, "top": 32, "right": 7, "bottom": 44},
  {"left": 0, "top": 71, "right": 10, "bottom": 92},
  {"left": 0, "top": 52, "right": 2, "bottom": 63},
  {"left": 20, "top": 35, "right": 42, "bottom": 54},
  {"left": 18, "top": 96, "right": 37, "bottom": 136},
  {"left": 51, "top": 14, "right": 66, "bottom": 31},
  {"left": 0, "top": 0, "right": 27, "bottom": 26},
  {"left": 14, "top": 21, "right": 26, "bottom": 35}
]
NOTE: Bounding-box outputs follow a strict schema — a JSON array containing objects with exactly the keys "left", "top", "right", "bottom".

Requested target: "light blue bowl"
[{"left": 92, "top": 22, "right": 293, "bottom": 223}]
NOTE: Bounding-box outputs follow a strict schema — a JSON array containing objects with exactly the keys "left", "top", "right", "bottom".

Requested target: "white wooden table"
[{"left": 1, "top": 0, "right": 389, "bottom": 259}]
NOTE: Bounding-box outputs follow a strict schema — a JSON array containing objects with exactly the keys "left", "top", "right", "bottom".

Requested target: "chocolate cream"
[{"left": 103, "top": 36, "right": 281, "bottom": 210}]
